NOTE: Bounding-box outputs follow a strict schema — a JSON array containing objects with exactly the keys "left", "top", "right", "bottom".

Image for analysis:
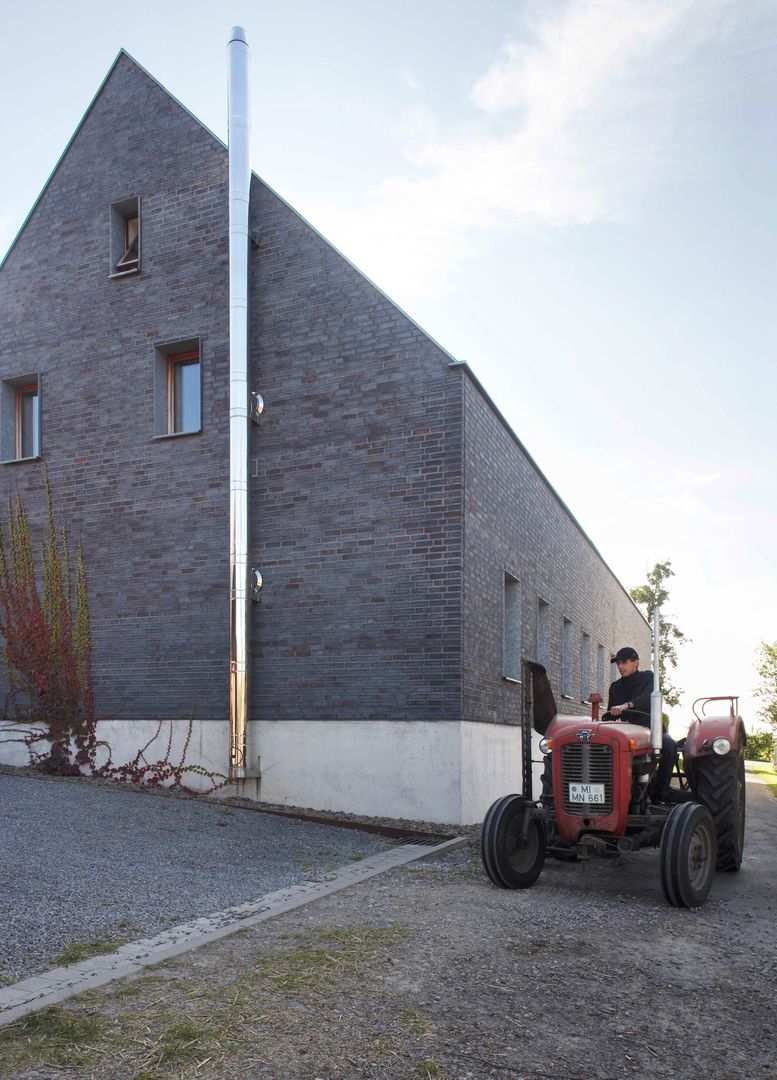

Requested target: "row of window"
[
  {"left": 2, "top": 341, "right": 201, "bottom": 464},
  {"left": 502, "top": 572, "right": 613, "bottom": 703}
]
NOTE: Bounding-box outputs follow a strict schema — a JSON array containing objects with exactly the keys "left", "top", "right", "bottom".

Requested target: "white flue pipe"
[
  {"left": 228, "top": 26, "right": 251, "bottom": 779},
  {"left": 650, "top": 607, "right": 663, "bottom": 755}
]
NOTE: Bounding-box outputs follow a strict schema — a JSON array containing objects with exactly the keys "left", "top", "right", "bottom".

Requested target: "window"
[
  {"left": 154, "top": 339, "right": 201, "bottom": 437},
  {"left": 1, "top": 375, "right": 40, "bottom": 462},
  {"left": 168, "top": 352, "right": 200, "bottom": 434},
  {"left": 536, "top": 597, "right": 550, "bottom": 670},
  {"left": 597, "top": 644, "right": 606, "bottom": 698},
  {"left": 110, "top": 196, "right": 140, "bottom": 276},
  {"left": 561, "top": 618, "right": 572, "bottom": 698},
  {"left": 580, "top": 633, "right": 591, "bottom": 703},
  {"left": 502, "top": 573, "right": 521, "bottom": 681}
]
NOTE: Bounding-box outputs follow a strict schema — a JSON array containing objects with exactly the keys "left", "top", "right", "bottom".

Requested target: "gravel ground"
[
  {"left": 0, "top": 770, "right": 392, "bottom": 984},
  {"left": 0, "top": 770, "right": 775, "bottom": 1079}
]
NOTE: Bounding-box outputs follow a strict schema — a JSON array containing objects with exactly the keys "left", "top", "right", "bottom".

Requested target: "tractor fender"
[{"left": 683, "top": 715, "right": 746, "bottom": 761}]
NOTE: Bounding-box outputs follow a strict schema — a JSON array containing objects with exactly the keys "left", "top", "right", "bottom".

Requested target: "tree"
[
  {"left": 628, "top": 559, "right": 687, "bottom": 709},
  {"left": 744, "top": 729, "right": 775, "bottom": 763},
  {"left": 754, "top": 641, "right": 777, "bottom": 730}
]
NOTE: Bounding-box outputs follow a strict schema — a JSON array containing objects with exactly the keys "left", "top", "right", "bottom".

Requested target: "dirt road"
[{"left": 1, "top": 773, "right": 775, "bottom": 1079}]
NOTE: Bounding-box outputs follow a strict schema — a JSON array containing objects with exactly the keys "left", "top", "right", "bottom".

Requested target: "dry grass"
[{"left": 0, "top": 923, "right": 438, "bottom": 1079}]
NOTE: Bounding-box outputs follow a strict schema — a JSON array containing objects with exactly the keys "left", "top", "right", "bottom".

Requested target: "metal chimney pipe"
[
  {"left": 650, "top": 607, "right": 663, "bottom": 756},
  {"left": 228, "top": 26, "right": 251, "bottom": 780}
]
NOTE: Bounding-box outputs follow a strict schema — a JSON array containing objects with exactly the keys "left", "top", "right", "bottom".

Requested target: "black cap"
[{"left": 612, "top": 647, "right": 639, "bottom": 663}]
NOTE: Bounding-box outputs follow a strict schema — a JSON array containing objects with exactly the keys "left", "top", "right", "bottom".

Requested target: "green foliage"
[
  {"left": 629, "top": 559, "right": 687, "bottom": 709},
  {"left": 744, "top": 729, "right": 775, "bottom": 762},
  {"left": 754, "top": 640, "right": 777, "bottom": 731},
  {"left": 54, "top": 939, "right": 120, "bottom": 966}
]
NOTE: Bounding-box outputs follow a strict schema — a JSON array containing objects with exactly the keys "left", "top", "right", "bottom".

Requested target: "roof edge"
[
  {"left": 453, "top": 360, "right": 650, "bottom": 628},
  {"left": 0, "top": 49, "right": 228, "bottom": 274},
  {"left": 0, "top": 47, "right": 647, "bottom": 632}
]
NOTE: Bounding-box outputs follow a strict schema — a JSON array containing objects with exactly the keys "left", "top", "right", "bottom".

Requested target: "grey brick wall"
[
  {"left": 0, "top": 51, "right": 647, "bottom": 750},
  {"left": 461, "top": 374, "right": 651, "bottom": 726},
  {"left": 0, "top": 54, "right": 231, "bottom": 724},
  {"left": 0, "top": 54, "right": 465, "bottom": 732},
  {"left": 248, "top": 180, "right": 464, "bottom": 724}
]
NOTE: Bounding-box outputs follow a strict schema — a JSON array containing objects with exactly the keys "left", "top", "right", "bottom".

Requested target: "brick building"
[{"left": 0, "top": 50, "right": 650, "bottom": 823}]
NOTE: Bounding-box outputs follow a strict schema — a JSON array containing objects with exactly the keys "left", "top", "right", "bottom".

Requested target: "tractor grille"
[{"left": 561, "top": 743, "right": 614, "bottom": 816}]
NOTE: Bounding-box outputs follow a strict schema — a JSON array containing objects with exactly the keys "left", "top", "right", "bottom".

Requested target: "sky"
[{"left": 1, "top": 0, "right": 775, "bottom": 732}]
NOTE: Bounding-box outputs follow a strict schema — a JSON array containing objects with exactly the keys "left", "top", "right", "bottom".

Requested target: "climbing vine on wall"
[
  {"left": 0, "top": 471, "right": 96, "bottom": 774},
  {"left": 0, "top": 473, "right": 226, "bottom": 793}
]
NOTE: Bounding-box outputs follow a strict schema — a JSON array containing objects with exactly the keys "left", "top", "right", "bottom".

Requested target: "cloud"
[{"left": 305, "top": 0, "right": 738, "bottom": 298}]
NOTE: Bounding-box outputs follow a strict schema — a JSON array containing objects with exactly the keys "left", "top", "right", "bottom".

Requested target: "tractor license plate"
[{"left": 568, "top": 782, "right": 605, "bottom": 805}]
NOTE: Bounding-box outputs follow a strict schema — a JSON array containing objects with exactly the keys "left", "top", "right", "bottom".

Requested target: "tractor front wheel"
[
  {"left": 660, "top": 801, "right": 717, "bottom": 908},
  {"left": 481, "top": 795, "right": 546, "bottom": 889},
  {"left": 691, "top": 747, "right": 746, "bottom": 871}
]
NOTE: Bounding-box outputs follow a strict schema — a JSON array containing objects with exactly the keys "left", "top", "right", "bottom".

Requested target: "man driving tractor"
[{"left": 606, "top": 646, "right": 677, "bottom": 805}]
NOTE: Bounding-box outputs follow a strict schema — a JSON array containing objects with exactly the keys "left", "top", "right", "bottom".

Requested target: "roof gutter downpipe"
[
  {"left": 650, "top": 607, "right": 663, "bottom": 756},
  {"left": 228, "top": 26, "right": 251, "bottom": 781}
]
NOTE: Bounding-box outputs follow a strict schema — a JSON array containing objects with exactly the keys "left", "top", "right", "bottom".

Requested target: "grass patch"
[
  {"left": 54, "top": 938, "right": 119, "bottom": 966},
  {"left": 157, "top": 1020, "right": 212, "bottom": 1065},
  {"left": 254, "top": 925, "right": 409, "bottom": 998},
  {"left": 416, "top": 1058, "right": 442, "bottom": 1078},
  {"left": 0, "top": 1006, "right": 106, "bottom": 1071},
  {"left": 748, "top": 760, "right": 777, "bottom": 797},
  {"left": 401, "top": 1007, "right": 435, "bottom": 1037}
]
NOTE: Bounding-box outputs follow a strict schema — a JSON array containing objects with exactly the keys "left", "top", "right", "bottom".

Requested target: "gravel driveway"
[
  {"left": 0, "top": 770, "right": 775, "bottom": 1079},
  {"left": 0, "top": 770, "right": 391, "bottom": 984}
]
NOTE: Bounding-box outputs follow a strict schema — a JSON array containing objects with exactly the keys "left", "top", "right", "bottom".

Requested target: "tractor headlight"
[
  {"left": 539, "top": 737, "right": 551, "bottom": 755},
  {"left": 712, "top": 737, "right": 731, "bottom": 756}
]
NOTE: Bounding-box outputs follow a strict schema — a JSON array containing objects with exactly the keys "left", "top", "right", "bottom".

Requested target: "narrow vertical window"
[
  {"left": 597, "top": 644, "right": 606, "bottom": 698},
  {"left": 1, "top": 375, "right": 41, "bottom": 462},
  {"left": 537, "top": 597, "right": 550, "bottom": 669},
  {"left": 580, "top": 632, "right": 591, "bottom": 703},
  {"left": 503, "top": 573, "right": 521, "bottom": 681},
  {"left": 110, "top": 196, "right": 141, "bottom": 276},
  {"left": 16, "top": 384, "right": 39, "bottom": 459},
  {"left": 561, "top": 618, "right": 572, "bottom": 698},
  {"left": 167, "top": 351, "right": 201, "bottom": 434},
  {"left": 153, "top": 339, "right": 202, "bottom": 438},
  {"left": 119, "top": 214, "right": 139, "bottom": 270}
]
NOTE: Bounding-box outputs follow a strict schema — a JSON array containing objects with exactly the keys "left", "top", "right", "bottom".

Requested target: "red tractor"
[{"left": 481, "top": 641, "right": 746, "bottom": 908}]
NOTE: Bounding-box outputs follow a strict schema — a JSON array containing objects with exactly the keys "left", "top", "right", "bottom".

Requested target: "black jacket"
[{"left": 607, "top": 669, "right": 654, "bottom": 725}]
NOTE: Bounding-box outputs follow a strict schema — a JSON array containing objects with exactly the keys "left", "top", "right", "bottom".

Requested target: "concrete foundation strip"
[{"left": 0, "top": 835, "right": 466, "bottom": 1028}]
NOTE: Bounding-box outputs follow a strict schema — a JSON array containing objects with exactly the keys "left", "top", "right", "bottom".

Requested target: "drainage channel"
[
  {"left": 212, "top": 797, "right": 455, "bottom": 843},
  {"left": 0, "top": 834, "right": 466, "bottom": 1028}
]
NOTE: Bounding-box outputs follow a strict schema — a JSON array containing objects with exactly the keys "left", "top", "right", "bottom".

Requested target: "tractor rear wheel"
[
  {"left": 481, "top": 795, "right": 546, "bottom": 889},
  {"left": 691, "top": 747, "right": 746, "bottom": 871},
  {"left": 660, "top": 801, "right": 717, "bottom": 908}
]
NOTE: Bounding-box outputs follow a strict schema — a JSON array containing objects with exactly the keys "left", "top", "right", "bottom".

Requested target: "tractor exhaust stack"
[{"left": 650, "top": 607, "right": 663, "bottom": 755}]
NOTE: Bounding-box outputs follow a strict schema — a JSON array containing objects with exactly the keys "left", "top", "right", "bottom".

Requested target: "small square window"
[
  {"left": 110, "top": 196, "right": 140, "bottom": 276},
  {"left": 1, "top": 375, "right": 41, "bottom": 462},
  {"left": 154, "top": 340, "right": 201, "bottom": 438}
]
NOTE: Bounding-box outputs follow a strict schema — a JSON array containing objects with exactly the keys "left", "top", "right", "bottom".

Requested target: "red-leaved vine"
[
  {"left": 0, "top": 474, "right": 227, "bottom": 793},
  {"left": 0, "top": 472, "right": 95, "bottom": 774}
]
